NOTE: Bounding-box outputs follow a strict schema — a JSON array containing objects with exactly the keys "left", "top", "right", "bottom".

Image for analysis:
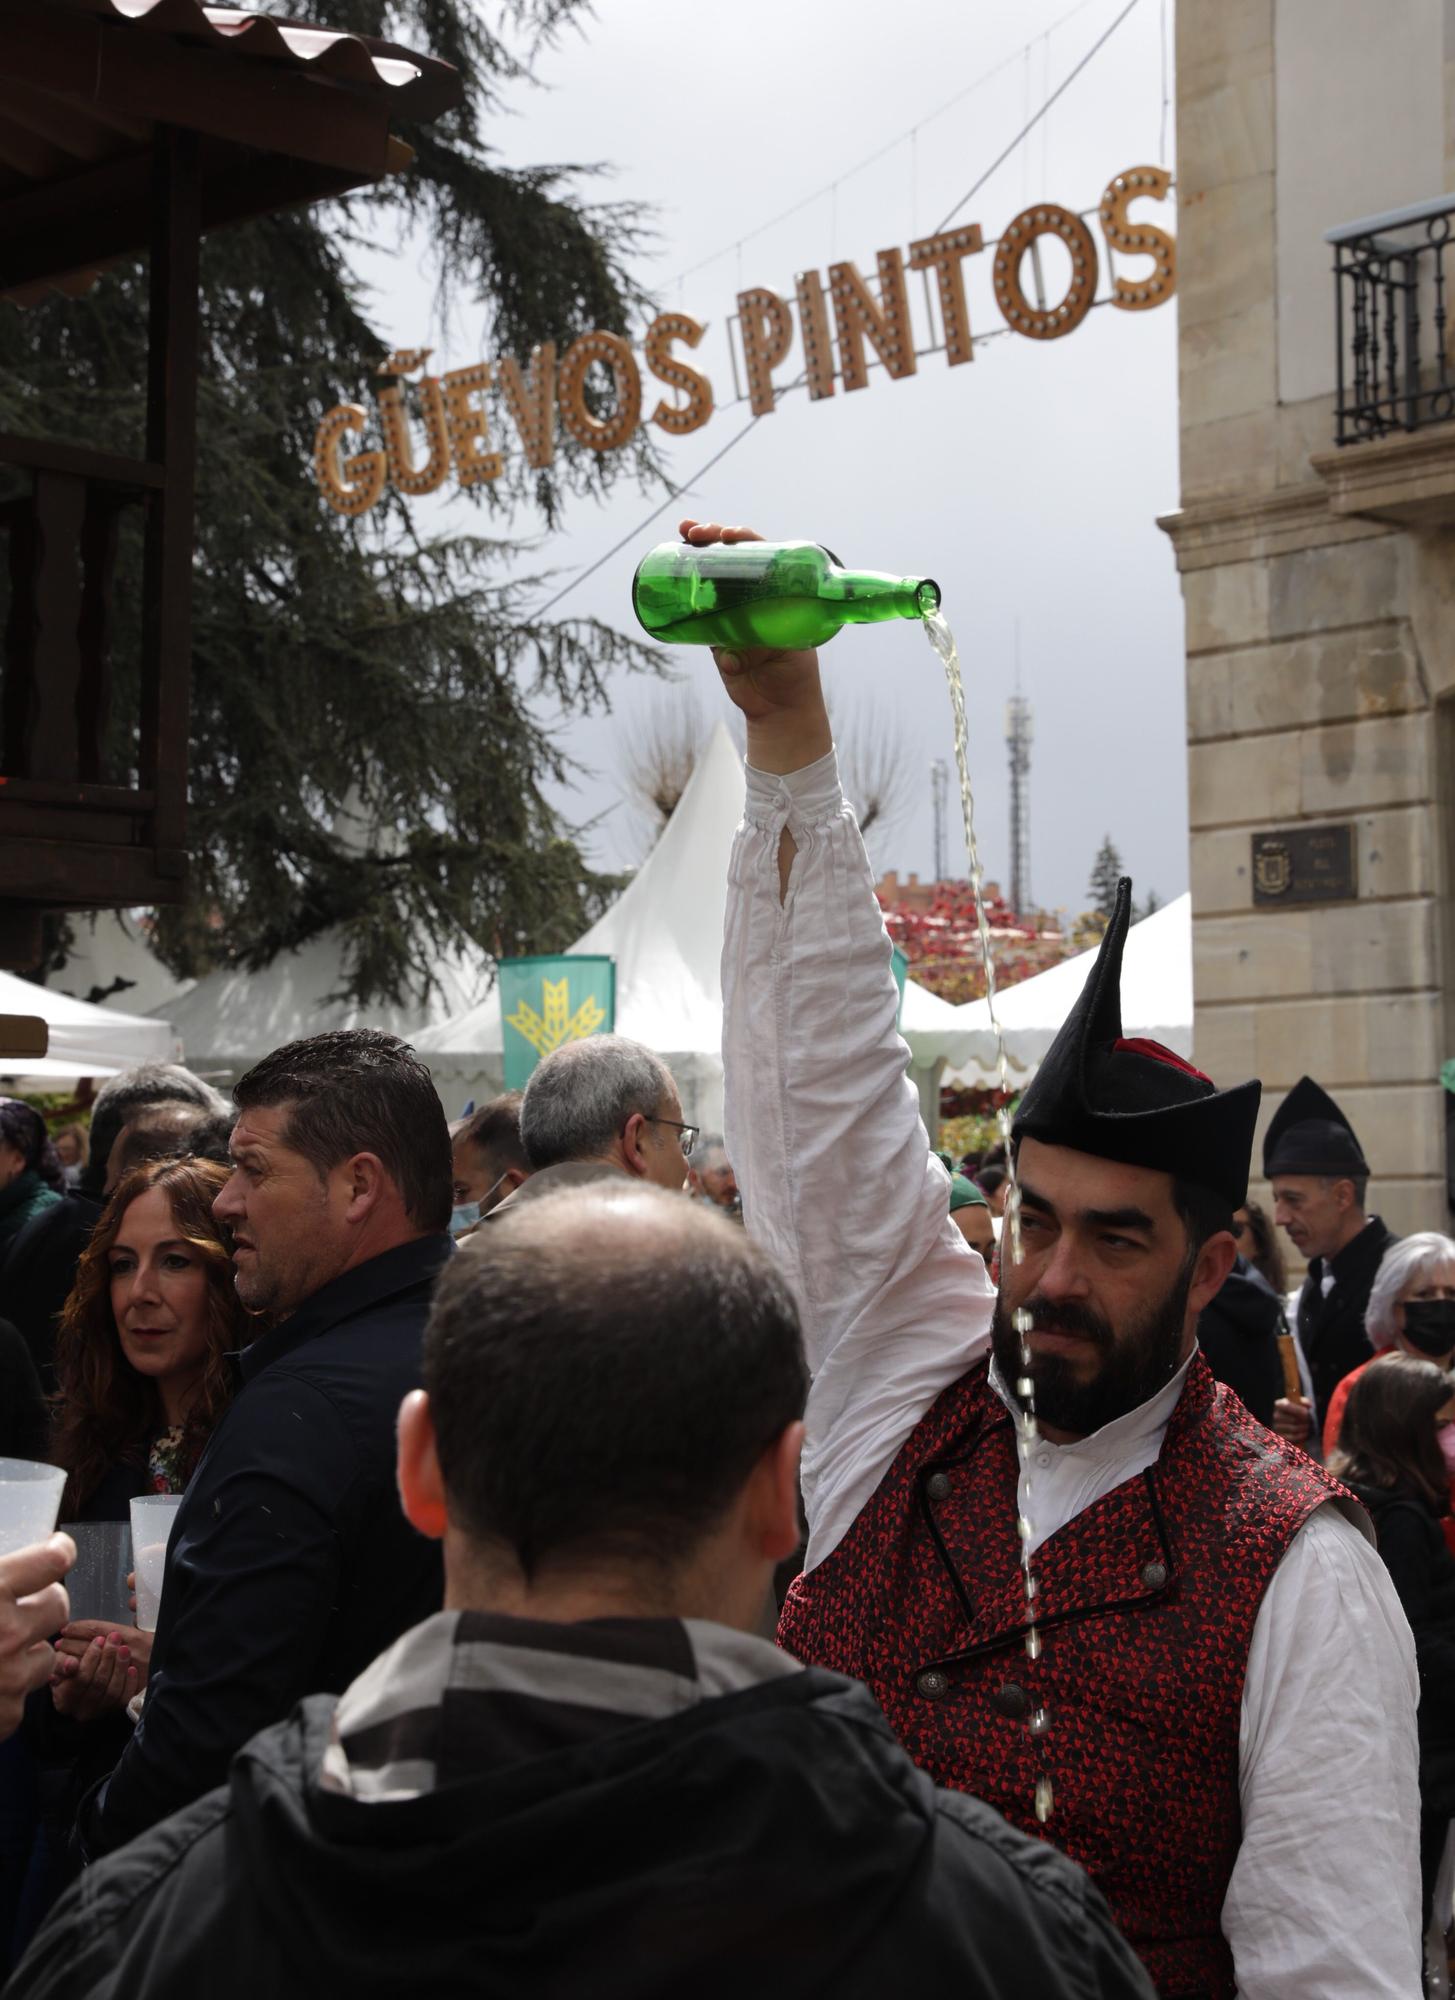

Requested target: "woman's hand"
[
  {"left": 52, "top": 1627, "right": 145, "bottom": 1720},
  {"left": 57, "top": 1618, "right": 153, "bottom": 1679}
]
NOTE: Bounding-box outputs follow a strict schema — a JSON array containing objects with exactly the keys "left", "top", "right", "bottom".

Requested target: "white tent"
[
  {"left": 162, "top": 930, "right": 486, "bottom": 1085},
  {"left": 416, "top": 722, "right": 976, "bottom": 1130},
  {"left": 0, "top": 968, "right": 180, "bottom": 1082},
  {"left": 54, "top": 912, "right": 194, "bottom": 1019},
  {"left": 944, "top": 894, "right": 1193, "bottom": 1090}
]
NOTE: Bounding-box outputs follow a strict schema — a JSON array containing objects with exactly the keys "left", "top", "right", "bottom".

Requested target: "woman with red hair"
[{"left": 48, "top": 1156, "right": 249, "bottom": 1711}]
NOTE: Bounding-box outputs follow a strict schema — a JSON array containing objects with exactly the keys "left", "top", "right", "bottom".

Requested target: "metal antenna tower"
[
  {"left": 930, "top": 758, "right": 949, "bottom": 881},
  {"left": 1005, "top": 695, "right": 1033, "bottom": 915}
]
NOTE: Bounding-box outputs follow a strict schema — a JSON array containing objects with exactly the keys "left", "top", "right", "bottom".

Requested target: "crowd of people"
[{"left": 0, "top": 518, "right": 1446, "bottom": 1997}]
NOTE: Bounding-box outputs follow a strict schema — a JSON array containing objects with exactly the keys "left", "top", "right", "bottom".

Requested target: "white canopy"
[
  {"left": 162, "top": 928, "right": 486, "bottom": 1083},
  {"left": 416, "top": 722, "right": 975, "bottom": 1128},
  {"left": 55, "top": 912, "right": 195, "bottom": 1020},
  {"left": 0, "top": 967, "right": 180, "bottom": 1082},
  {"left": 944, "top": 894, "right": 1193, "bottom": 1090}
]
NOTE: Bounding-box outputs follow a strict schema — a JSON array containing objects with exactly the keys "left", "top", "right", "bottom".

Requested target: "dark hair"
[
  {"left": 187, "top": 1111, "right": 238, "bottom": 1165},
  {"left": 1330, "top": 1352, "right": 1453, "bottom": 1515},
  {"left": 426, "top": 1185, "right": 808, "bottom": 1580},
  {"left": 51, "top": 1157, "right": 247, "bottom": 1513},
  {"left": 456, "top": 1093, "right": 527, "bottom": 1176},
  {"left": 0, "top": 1098, "right": 64, "bottom": 1192},
  {"left": 234, "top": 1029, "right": 451, "bottom": 1233},
  {"left": 1236, "top": 1197, "right": 1286, "bottom": 1295},
  {"left": 1172, "top": 1177, "right": 1235, "bottom": 1256},
  {"left": 976, "top": 1163, "right": 1009, "bottom": 1198},
  {"left": 1332, "top": 1172, "right": 1370, "bottom": 1211},
  {"left": 108, "top": 1104, "right": 217, "bottom": 1186},
  {"left": 83, "top": 1063, "right": 228, "bottom": 1196}
]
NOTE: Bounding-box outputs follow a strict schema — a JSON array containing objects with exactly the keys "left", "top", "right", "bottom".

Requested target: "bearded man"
[{"left": 697, "top": 517, "right": 1421, "bottom": 2000}]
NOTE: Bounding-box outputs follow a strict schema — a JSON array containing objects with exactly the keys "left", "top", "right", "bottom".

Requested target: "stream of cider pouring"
[{"left": 925, "top": 609, "right": 1054, "bottom": 1825}]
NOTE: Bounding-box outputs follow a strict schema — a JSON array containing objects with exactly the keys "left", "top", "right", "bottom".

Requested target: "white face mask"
[{"left": 449, "top": 1170, "right": 511, "bottom": 1236}]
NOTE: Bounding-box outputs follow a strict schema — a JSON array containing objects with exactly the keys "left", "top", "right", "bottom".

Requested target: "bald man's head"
[{"left": 430, "top": 1184, "right": 807, "bottom": 1584}]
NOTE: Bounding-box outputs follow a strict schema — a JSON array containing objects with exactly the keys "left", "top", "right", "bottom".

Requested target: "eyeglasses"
[{"left": 645, "top": 1116, "right": 700, "bottom": 1159}]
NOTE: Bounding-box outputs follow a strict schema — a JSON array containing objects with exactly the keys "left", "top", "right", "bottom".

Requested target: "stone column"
[{"left": 1161, "top": 0, "right": 1455, "bottom": 1239}]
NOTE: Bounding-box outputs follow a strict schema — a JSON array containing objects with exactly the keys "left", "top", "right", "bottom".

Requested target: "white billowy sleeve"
[
  {"left": 1225, "top": 1503, "right": 1423, "bottom": 1999},
  {"left": 722, "top": 749, "right": 993, "bottom": 1571}
]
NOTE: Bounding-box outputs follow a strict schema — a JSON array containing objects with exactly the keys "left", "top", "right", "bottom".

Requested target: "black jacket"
[
  {"left": 1295, "top": 1215, "right": 1399, "bottom": 1421},
  {"left": 0, "top": 1314, "right": 49, "bottom": 1460},
  {"left": 78, "top": 1235, "right": 450, "bottom": 1859},
  {"left": 1347, "top": 1479, "right": 1455, "bottom": 1816},
  {"left": 19, "top": 1670, "right": 1154, "bottom": 2000},
  {"left": 1195, "top": 1257, "right": 1285, "bottom": 1428},
  {"left": 0, "top": 1188, "right": 102, "bottom": 1392}
]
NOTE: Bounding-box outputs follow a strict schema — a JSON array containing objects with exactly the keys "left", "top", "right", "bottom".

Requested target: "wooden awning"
[{"left": 0, "top": 0, "right": 463, "bottom": 300}]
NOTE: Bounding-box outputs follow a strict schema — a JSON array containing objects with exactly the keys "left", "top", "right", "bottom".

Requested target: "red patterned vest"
[{"left": 778, "top": 1352, "right": 1351, "bottom": 2000}]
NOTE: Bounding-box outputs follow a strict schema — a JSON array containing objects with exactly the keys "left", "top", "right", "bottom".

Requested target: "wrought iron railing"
[{"left": 1328, "top": 193, "right": 1455, "bottom": 443}]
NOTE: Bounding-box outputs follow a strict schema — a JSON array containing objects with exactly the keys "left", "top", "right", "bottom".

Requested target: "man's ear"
[
  {"left": 397, "top": 1390, "right": 448, "bottom": 1540},
  {"left": 342, "top": 1151, "right": 388, "bottom": 1223},
  {"left": 1189, "top": 1231, "right": 1239, "bottom": 1317},
  {"left": 748, "top": 1421, "right": 804, "bottom": 1564},
  {"left": 619, "top": 1113, "right": 651, "bottom": 1181}
]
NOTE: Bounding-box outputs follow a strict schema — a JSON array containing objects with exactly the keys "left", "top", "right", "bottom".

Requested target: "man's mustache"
[{"left": 1006, "top": 1295, "right": 1114, "bottom": 1349}]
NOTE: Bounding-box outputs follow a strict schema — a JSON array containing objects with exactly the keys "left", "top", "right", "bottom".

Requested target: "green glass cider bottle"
[{"left": 631, "top": 540, "right": 940, "bottom": 651}]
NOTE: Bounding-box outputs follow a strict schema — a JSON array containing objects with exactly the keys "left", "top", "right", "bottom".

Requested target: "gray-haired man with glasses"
[{"left": 478, "top": 1034, "right": 692, "bottom": 1228}]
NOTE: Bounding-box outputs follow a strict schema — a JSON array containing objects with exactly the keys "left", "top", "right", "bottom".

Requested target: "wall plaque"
[{"left": 1251, "top": 824, "right": 1358, "bottom": 906}]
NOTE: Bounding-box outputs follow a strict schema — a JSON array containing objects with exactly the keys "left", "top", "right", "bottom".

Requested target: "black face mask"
[{"left": 1402, "top": 1298, "right": 1455, "bottom": 1357}]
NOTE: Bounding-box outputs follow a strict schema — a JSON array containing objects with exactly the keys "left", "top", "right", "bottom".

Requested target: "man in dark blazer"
[
  {"left": 1265, "top": 1076, "right": 1399, "bottom": 1427},
  {"left": 75, "top": 1030, "right": 450, "bottom": 1860}
]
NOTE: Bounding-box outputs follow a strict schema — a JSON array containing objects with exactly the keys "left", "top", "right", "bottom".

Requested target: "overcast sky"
[{"left": 354, "top": 0, "right": 1182, "bottom": 919}]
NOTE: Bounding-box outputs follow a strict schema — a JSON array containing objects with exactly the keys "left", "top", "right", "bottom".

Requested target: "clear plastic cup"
[
  {"left": 59, "top": 1520, "right": 133, "bottom": 1626},
  {"left": 129, "top": 1494, "right": 185, "bottom": 1633},
  {"left": 0, "top": 1459, "right": 67, "bottom": 1559}
]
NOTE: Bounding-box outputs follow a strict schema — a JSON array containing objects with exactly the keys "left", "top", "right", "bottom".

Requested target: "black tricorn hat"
[
  {"left": 1011, "top": 879, "right": 1261, "bottom": 1210},
  {"left": 1262, "top": 1075, "right": 1369, "bottom": 1180}
]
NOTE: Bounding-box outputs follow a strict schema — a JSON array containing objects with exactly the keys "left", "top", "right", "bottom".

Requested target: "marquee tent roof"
[
  {"left": 416, "top": 722, "right": 975, "bottom": 1125},
  {"left": 0, "top": 966, "right": 179, "bottom": 1081},
  {"left": 943, "top": 893, "right": 1193, "bottom": 1089},
  {"left": 56, "top": 912, "right": 196, "bottom": 1020},
  {"left": 160, "top": 928, "right": 485, "bottom": 1080}
]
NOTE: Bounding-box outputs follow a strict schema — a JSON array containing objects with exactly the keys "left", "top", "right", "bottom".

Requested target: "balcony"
[{"left": 1313, "top": 194, "right": 1455, "bottom": 526}]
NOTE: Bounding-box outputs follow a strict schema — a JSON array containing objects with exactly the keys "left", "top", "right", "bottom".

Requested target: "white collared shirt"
[
  {"left": 986, "top": 1349, "right": 1193, "bottom": 1557},
  {"left": 723, "top": 749, "right": 1421, "bottom": 2000}
]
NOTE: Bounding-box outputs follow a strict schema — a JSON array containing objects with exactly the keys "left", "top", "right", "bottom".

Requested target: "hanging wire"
[
  {"left": 536, "top": 0, "right": 1143, "bottom": 619},
  {"left": 659, "top": 0, "right": 1108, "bottom": 291},
  {"left": 1041, "top": 31, "right": 1051, "bottom": 190},
  {"left": 934, "top": 0, "right": 1142, "bottom": 233},
  {"left": 532, "top": 387, "right": 801, "bottom": 619}
]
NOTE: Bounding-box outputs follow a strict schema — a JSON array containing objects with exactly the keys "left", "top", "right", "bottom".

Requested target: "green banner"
[
  {"left": 891, "top": 945, "right": 909, "bottom": 1027},
  {"left": 499, "top": 954, "right": 615, "bottom": 1090}
]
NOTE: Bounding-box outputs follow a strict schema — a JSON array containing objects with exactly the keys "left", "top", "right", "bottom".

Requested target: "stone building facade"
[{"left": 1159, "top": 0, "right": 1455, "bottom": 1236}]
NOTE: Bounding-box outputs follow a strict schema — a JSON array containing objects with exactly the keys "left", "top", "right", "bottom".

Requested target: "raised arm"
[{"left": 697, "top": 518, "right": 992, "bottom": 1566}]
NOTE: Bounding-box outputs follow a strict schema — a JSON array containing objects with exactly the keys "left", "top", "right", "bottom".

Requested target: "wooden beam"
[
  {"left": 0, "top": 432, "right": 163, "bottom": 490},
  {"left": 0, "top": 136, "right": 377, "bottom": 297},
  {"left": 77, "top": 486, "right": 127, "bottom": 783},
  {"left": 97, "top": 22, "right": 395, "bottom": 180},
  {"left": 25, "top": 469, "right": 86, "bottom": 781},
  {"left": 0, "top": 837, "right": 186, "bottom": 904},
  {"left": 138, "top": 124, "right": 200, "bottom": 863},
  {"left": 0, "top": 778, "right": 155, "bottom": 810}
]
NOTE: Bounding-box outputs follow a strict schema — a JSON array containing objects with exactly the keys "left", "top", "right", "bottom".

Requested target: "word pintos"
[{"left": 313, "top": 164, "right": 1174, "bottom": 515}]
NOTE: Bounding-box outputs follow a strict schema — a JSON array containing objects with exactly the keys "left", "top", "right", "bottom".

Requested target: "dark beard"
[{"left": 990, "top": 1259, "right": 1196, "bottom": 1437}]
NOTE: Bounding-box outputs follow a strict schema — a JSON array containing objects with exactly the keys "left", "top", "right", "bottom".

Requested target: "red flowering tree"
[{"left": 878, "top": 879, "right": 1072, "bottom": 1006}]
